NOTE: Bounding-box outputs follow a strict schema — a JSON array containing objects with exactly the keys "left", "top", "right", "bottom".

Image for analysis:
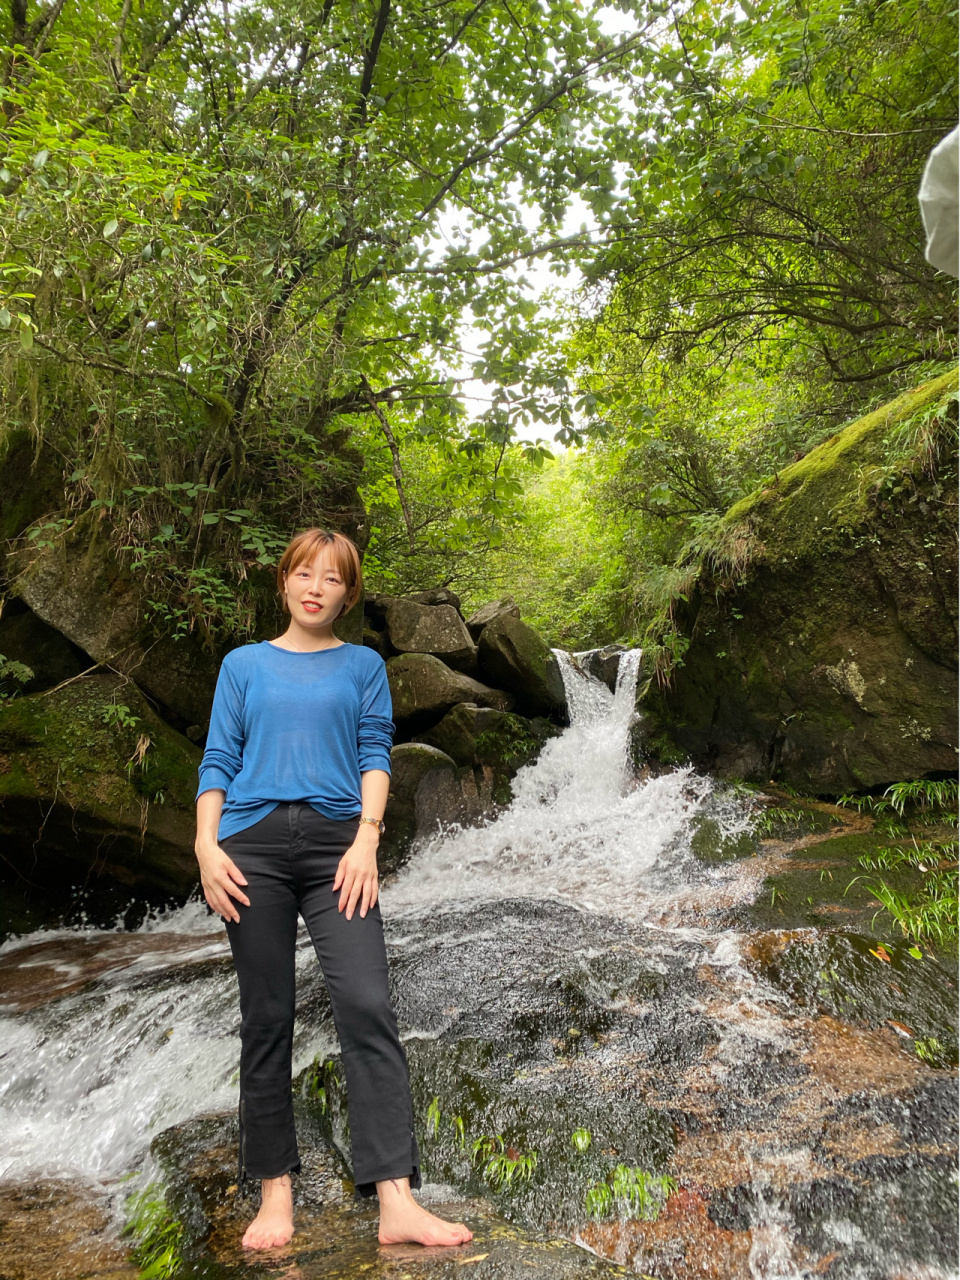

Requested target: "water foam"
[
  {"left": 384, "top": 649, "right": 715, "bottom": 921},
  {"left": 0, "top": 927, "right": 329, "bottom": 1182}
]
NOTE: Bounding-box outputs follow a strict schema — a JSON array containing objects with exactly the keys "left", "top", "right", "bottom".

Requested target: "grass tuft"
[{"left": 123, "top": 1183, "right": 184, "bottom": 1280}]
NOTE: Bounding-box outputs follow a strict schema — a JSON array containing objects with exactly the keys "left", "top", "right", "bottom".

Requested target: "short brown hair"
[{"left": 276, "top": 529, "right": 363, "bottom": 618}]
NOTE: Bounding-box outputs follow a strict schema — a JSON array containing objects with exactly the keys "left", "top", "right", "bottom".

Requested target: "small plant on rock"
[
  {"left": 585, "top": 1166, "right": 676, "bottom": 1222},
  {"left": 571, "top": 1128, "right": 592, "bottom": 1153},
  {"left": 0, "top": 654, "right": 33, "bottom": 702},
  {"left": 471, "top": 1134, "right": 538, "bottom": 1190},
  {"left": 123, "top": 1182, "right": 184, "bottom": 1280}
]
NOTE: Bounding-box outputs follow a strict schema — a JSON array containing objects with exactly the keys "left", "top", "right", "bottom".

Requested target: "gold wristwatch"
[{"left": 359, "top": 816, "right": 385, "bottom": 834}]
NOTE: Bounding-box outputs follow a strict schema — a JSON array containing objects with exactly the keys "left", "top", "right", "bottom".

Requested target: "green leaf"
[
  {"left": 202, "top": 513, "right": 220, "bottom": 525},
  {"left": 104, "top": 218, "right": 119, "bottom": 238},
  {"left": 19, "top": 321, "right": 33, "bottom": 352},
  {"left": 33, "top": 149, "right": 49, "bottom": 170},
  {"left": 0, "top": 307, "right": 10, "bottom": 329}
]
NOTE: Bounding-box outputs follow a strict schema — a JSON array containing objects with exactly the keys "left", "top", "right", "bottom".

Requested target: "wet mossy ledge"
[{"left": 638, "top": 369, "right": 959, "bottom": 793}]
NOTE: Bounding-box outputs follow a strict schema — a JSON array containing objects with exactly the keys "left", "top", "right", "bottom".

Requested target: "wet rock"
[
  {"left": 478, "top": 615, "right": 567, "bottom": 720},
  {"left": 386, "top": 653, "right": 513, "bottom": 735},
  {"left": 0, "top": 1180, "right": 138, "bottom": 1280},
  {"left": 299, "top": 898, "right": 957, "bottom": 1280},
  {"left": 408, "top": 587, "right": 463, "bottom": 612},
  {"left": 466, "top": 595, "right": 521, "bottom": 641},
  {"left": 384, "top": 598, "right": 478, "bottom": 673},
  {"left": 0, "top": 673, "right": 201, "bottom": 929},
  {"left": 742, "top": 929, "right": 959, "bottom": 1062},
  {"left": 381, "top": 743, "right": 461, "bottom": 874},
  {"left": 638, "top": 370, "right": 959, "bottom": 790},
  {"left": 146, "top": 1110, "right": 624, "bottom": 1278},
  {"left": 0, "top": 930, "right": 232, "bottom": 1013},
  {"left": 574, "top": 645, "right": 626, "bottom": 695}
]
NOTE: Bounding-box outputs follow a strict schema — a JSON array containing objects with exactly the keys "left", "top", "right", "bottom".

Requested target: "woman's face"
[{"left": 284, "top": 550, "right": 350, "bottom": 628}]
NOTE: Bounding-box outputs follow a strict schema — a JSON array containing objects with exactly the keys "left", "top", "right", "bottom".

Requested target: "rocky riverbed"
[{"left": 0, "top": 655, "right": 955, "bottom": 1280}]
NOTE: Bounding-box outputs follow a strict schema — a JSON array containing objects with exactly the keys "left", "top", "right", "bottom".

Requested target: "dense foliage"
[
  {"left": 0, "top": 0, "right": 653, "bottom": 634},
  {"left": 0, "top": 0, "right": 955, "bottom": 648}
]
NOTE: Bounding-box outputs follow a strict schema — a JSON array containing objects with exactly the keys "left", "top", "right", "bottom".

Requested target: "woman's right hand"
[{"left": 195, "top": 842, "right": 250, "bottom": 923}]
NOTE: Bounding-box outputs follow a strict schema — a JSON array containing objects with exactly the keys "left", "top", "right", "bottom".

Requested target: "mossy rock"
[
  {"left": 477, "top": 614, "right": 567, "bottom": 720},
  {"left": 418, "top": 702, "right": 555, "bottom": 774},
  {"left": 0, "top": 674, "right": 201, "bottom": 913},
  {"left": 381, "top": 742, "right": 461, "bottom": 873},
  {"left": 386, "top": 652, "right": 513, "bottom": 736},
  {"left": 8, "top": 523, "right": 231, "bottom": 729},
  {"left": 148, "top": 1108, "right": 623, "bottom": 1278},
  {"left": 640, "top": 370, "right": 959, "bottom": 791}
]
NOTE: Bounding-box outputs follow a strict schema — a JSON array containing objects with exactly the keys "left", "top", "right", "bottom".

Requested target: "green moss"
[
  {"left": 475, "top": 714, "right": 541, "bottom": 770},
  {"left": 0, "top": 674, "right": 200, "bottom": 815},
  {"left": 123, "top": 1182, "right": 185, "bottom": 1280},
  {"left": 723, "top": 369, "right": 958, "bottom": 565}
]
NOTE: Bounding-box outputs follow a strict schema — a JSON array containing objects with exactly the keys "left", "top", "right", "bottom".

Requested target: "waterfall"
[{"left": 383, "top": 648, "right": 713, "bottom": 920}]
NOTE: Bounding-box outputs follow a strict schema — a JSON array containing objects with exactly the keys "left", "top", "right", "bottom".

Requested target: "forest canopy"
[{"left": 0, "top": 0, "right": 956, "bottom": 648}]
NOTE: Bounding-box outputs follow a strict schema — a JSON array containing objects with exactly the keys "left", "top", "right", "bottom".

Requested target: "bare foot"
[
  {"left": 376, "top": 1176, "right": 473, "bottom": 1247},
  {"left": 242, "top": 1174, "right": 295, "bottom": 1250}
]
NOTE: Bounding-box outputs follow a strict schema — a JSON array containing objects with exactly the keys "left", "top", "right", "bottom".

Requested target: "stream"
[{"left": 0, "top": 652, "right": 956, "bottom": 1280}]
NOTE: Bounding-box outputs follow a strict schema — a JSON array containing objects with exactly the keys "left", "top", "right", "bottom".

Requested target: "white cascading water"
[
  {"left": 0, "top": 905, "right": 334, "bottom": 1183},
  {"left": 384, "top": 649, "right": 716, "bottom": 919}
]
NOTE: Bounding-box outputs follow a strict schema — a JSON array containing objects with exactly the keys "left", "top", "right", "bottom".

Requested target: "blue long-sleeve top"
[{"left": 196, "top": 640, "right": 395, "bottom": 842}]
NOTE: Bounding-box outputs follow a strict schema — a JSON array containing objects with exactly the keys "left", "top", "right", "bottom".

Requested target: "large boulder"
[
  {"left": 386, "top": 652, "right": 513, "bottom": 734},
  {"left": 383, "top": 598, "right": 477, "bottom": 673},
  {"left": 466, "top": 595, "right": 521, "bottom": 641},
  {"left": 639, "top": 370, "right": 959, "bottom": 791},
  {"left": 574, "top": 644, "right": 627, "bottom": 694},
  {"left": 478, "top": 614, "right": 567, "bottom": 720},
  {"left": 0, "top": 674, "right": 202, "bottom": 923},
  {"left": 408, "top": 587, "right": 462, "bottom": 611},
  {"left": 380, "top": 742, "right": 461, "bottom": 873},
  {"left": 418, "top": 701, "right": 558, "bottom": 774},
  {"left": 8, "top": 526, "right": 228, "bottom": 730},
  {"left": 6, "top": 521, "right": 363, "bottom": 731}
]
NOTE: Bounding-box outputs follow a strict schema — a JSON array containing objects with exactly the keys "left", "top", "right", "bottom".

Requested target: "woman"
[{"left": 194, "top": 528, "right": 472, "bottom": 1251}]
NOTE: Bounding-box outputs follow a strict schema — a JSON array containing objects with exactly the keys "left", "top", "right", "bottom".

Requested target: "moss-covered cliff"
[{"left": 639, "top": 370, "right": 959, "bottom": 792}]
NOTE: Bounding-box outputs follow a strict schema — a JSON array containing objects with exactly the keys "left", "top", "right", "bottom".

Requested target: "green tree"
[
  {"left": 582, "top": 0, "right": 958, "bottom": 393},
  {"left": 0, "top": 0, "right": 658, "bottom": 637}
]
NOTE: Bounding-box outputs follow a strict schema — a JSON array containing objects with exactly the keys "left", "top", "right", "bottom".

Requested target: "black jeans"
[{"left": 219, "top": 801, "right": 421, "bottom": 1196}]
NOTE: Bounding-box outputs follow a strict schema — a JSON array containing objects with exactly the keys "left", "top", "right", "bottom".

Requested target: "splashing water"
[
  {"left": 384, "top": 650, "right": 716, "bottom": 920},
  {"left": 0, "top": 917, "right": 331, "bottom": 1182}
]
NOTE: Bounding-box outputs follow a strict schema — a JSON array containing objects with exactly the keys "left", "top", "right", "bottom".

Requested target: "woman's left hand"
[{"left": 332, "top": 828, "right": 380, "bottom": 920}]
